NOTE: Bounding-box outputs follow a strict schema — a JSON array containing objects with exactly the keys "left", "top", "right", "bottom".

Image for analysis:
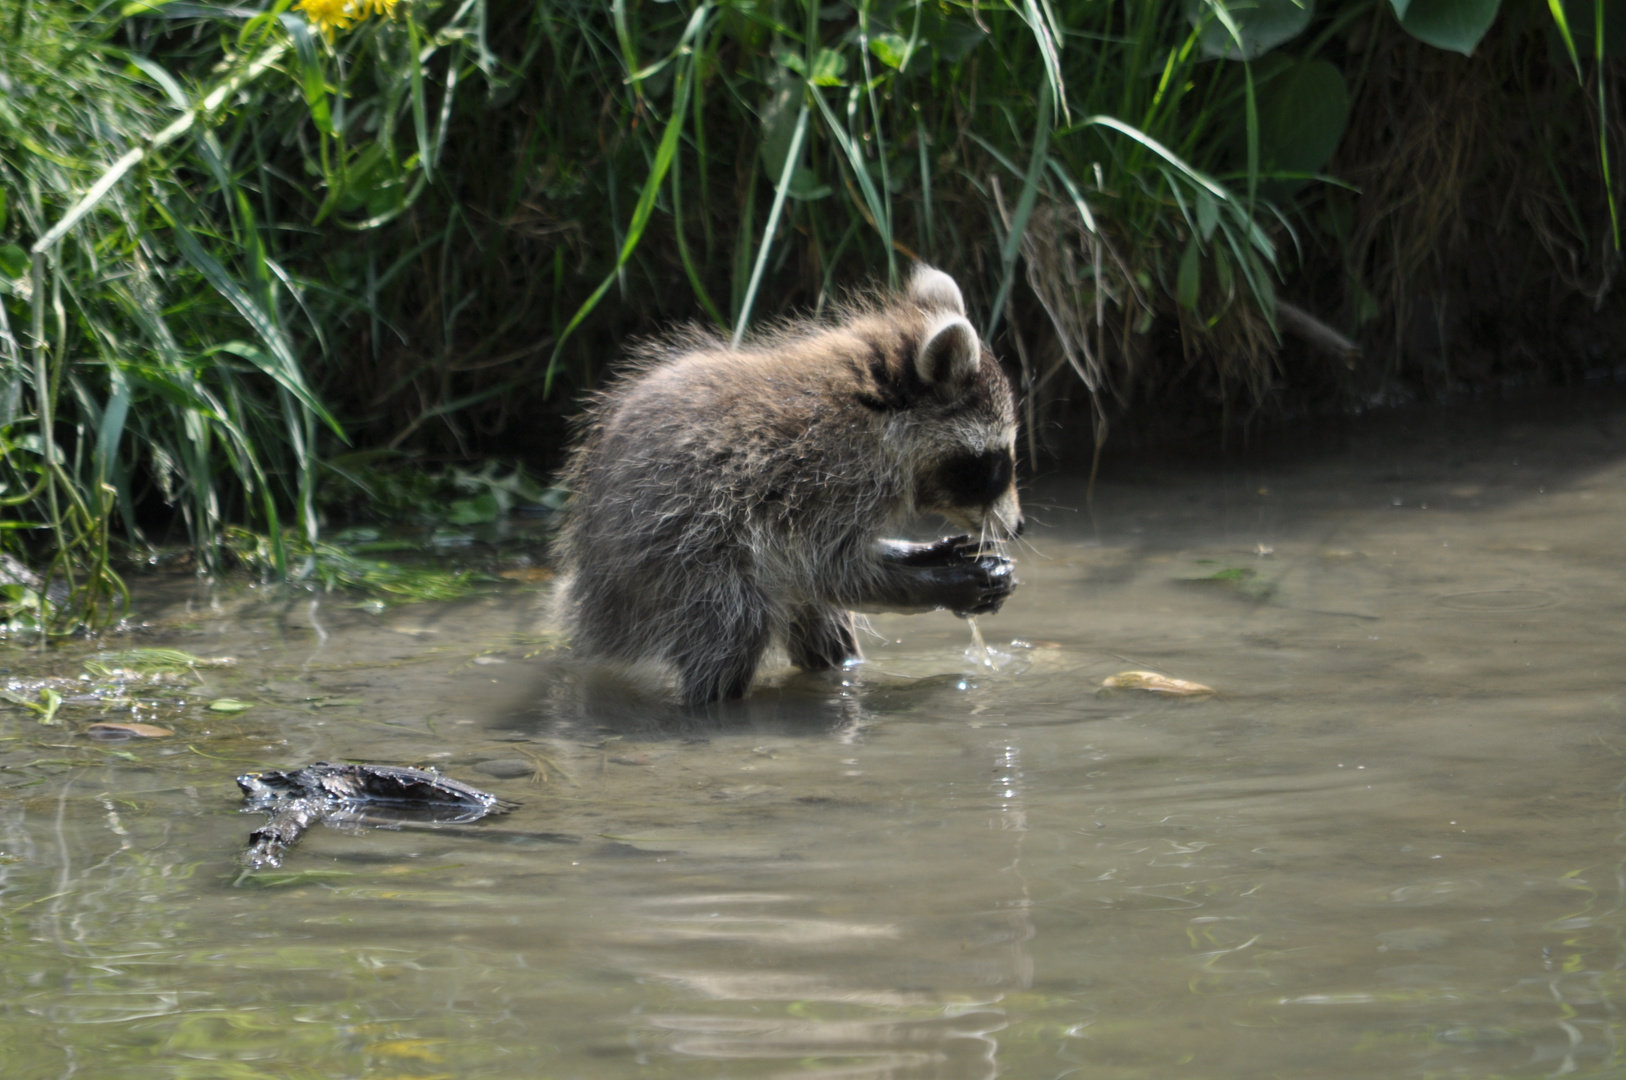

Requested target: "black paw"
[
  {"left": 873, "top": 536, "right": 1018, "bottom": 615},
  {"left": 907, "top": 542, "right": 1016, "bottom": 616},
  {"left": 946, "top": 548, "right": 1016, "bottom": 617}
]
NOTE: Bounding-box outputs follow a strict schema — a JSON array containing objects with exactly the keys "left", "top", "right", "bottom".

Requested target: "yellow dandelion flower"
[
  {"left": 296, "top": 0, "right": 354, "bottom": 40},
  {"left": 362, "top": 0, "right": 400, "bottom": 17}
]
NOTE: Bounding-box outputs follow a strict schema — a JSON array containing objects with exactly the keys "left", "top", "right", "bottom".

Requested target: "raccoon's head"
[{"left": 901, "top": 267, "right": 1024, "bottom": 542}]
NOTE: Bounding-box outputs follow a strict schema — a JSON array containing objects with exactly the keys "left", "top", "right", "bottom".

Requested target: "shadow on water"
[{"left": 502, "top": 651, "right": 978, "bottom": 745}]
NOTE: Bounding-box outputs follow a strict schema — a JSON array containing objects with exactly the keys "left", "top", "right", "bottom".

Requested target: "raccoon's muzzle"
[{"left": 931, "top": 449, "right": 1016, "bottom": 511}]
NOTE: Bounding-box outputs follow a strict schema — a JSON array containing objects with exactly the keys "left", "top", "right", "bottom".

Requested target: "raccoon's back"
[{"left": 562, "top": 347, "right": 895, "bottom": 551}]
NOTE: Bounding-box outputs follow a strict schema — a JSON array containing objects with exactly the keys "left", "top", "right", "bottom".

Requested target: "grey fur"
[{"left": 552, "top": 268, "right": 1022, "bottom": 707}]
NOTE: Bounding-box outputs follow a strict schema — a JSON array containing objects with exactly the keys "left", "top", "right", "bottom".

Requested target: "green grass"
[{"left": 0, "top": 0, "right": 492, "bottom": 630}]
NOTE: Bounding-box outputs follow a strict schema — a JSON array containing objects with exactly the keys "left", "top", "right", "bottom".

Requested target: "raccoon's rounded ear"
[
  {"left": 909, "top": 266, "right": 966, "bottom": 315},
  {"left": 916, "top": 315, "right": 980, "bottom": 392}
]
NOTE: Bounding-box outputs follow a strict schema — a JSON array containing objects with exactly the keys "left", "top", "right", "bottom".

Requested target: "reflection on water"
[{"left": 4, "top": 392, "right": 1626, "bottom": 1077}]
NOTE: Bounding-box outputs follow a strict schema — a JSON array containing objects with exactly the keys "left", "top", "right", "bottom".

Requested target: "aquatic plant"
[{"left": 225, "top": 526, "right": 493, "bottom": 604}]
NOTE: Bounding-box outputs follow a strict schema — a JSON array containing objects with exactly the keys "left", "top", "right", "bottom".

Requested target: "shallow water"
[{"left": 5, "top": 394, "right": 1626, "bottom": 1078}]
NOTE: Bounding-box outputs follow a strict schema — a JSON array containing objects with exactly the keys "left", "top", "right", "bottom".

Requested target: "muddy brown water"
[{"left": 4, "top": 395, "right": 1626, "bottom": 1078}]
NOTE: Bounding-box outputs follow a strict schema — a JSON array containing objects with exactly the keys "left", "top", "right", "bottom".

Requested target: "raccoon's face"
[
  {"left": 903, "top": 268, "right": 1024, "bottom": 541},
  {"left": 922, "top": 435, "right": 1023, "bottom": 539},
  {"left": 912, "top": 399, "right": 1023, "bottom": 541}
]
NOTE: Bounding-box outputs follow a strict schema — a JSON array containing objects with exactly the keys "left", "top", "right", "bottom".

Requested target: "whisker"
[
  {"left": 992, "top": 506, "right": 1046, "bottom": 560},
  {"left": 1014, "top": 533, "right": 1047, "bottom": 559}
]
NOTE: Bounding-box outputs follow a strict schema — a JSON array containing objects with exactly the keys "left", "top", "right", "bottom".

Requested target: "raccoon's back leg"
[
  {"left": 787, "top": 605, "right": 860, "bottom": 672},
  {"left": 670, "top": 585, "right": 772, "bottom": 707}
]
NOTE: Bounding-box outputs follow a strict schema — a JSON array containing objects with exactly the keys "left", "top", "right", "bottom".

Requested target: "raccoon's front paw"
[
  {"left": 904, "top": 545, "right": 1015, "bottom": 617},
  {"left": 870, "top": 537, "right": 1018, "bottom": 615},
  {"left": 884, "top": 534, "right": 976, "bottom": 567},
  {"left": 945, "top": 549, "right": 1017, "bottom": 618}
]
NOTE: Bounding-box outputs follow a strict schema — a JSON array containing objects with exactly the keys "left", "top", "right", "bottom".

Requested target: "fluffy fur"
[{"left": 552, "top": 267, "right": 1023, "bottom": 706}]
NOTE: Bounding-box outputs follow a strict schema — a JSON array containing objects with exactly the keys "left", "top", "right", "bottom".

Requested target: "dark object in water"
[{"left": 237, "top": 761, "right": 510, "bottom": 869}]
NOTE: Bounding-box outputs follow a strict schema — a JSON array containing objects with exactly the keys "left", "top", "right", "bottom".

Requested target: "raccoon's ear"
[
  {"left": 909, "top": 266, "right": 966, "bottom": 315},
  {"left": 916, "top": 314, "right": 980, "bottom": 392}
]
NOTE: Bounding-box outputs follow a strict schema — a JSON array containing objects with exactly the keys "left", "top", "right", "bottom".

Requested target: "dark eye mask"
[{"left": 933, "top": 449, "right": 1014, "bottom": 508}]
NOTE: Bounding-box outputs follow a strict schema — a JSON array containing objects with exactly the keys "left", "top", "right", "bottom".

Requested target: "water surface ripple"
[{"left": 3, "top": 398, "right": 1626, "bottom": 1078}]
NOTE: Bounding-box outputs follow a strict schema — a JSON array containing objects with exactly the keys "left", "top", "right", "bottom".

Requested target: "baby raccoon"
[{"left": 552, "top": 266, "right": 1023, "bottom": 707}]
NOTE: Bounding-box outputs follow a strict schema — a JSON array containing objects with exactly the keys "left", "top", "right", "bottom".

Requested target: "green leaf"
[
  {"left": 1185, "top": 0, "right": 1316, "bottom": 60},
  {"left": 94, "top": 367, "right": 132, "bottom": 497},
  {"left": 1196, "top": 191, "right": 1220, "bottom": 241},
  {"left": 809, "top": 48, "right": 847, "bottom": 86},
  {"left": 407, "top": 16, "right": 432, "bottom": 181},
  {"left": 0, "top": 186, "right": 7, "bottom": 232},
  {"left": 869, "top": 33, "right": 911, "bottom": 69},
  {"left": 208, "top": 698, "right": 255, "bottom": 713},
  {"left": 1214, "top": 244, "right": 1235, "bottom": 296},
  {"left": 284, "top": 17, "right": 333, "bottom": 136},
  {"left": 0, "top": 687, "right": 63, "bottom": 724},
  {"left": 1178, "top": 236, "right": 1203, "bottom": 310},
  {"left": 1555, "top": 0, "right": 1626, "bottom": 59},
  {"left": 1072, "top": 114, "right": 1234, "bottom": 201},
  {"left": 772, "top": 42, "right": 806, "bottom": 76},
  {"left": 787, "top": 166, "right": 831, "bottom": 201},
  {"left": 1254, "top": 59, "right": 1350, "bottom": 194},
  {"left": 447, "top": 492, "right": 500, "bottom": 525},
  {"left": 0, "top": 243, "right": 27, "bottom": 280},
  {"left": 757, "top": 66, "right": 802, "bottom": 181},
  {"left": 0, "top": 688, "right": 44, "bottom": 713},
  {"left": 1392, "top": 0, "right": 1502, "bottom": 55}
]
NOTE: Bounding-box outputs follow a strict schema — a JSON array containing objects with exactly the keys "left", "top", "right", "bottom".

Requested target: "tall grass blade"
[
  {"left": 986, "top": 80, "right": 1054, "bottom": 342},
  {"left": 1594, "top": 0, "right": 1620, "bottom": 251},
  {"left": 545, "top": 5, "right": 708, "bottom": 390},
  {"left": 165, "top": 221, "right": 340, "bottom": 436},
  {"left": 734, "top": 100, "right": 809, "bottom": 346},
  {"left": 408, "top": 15, "right": 432, "bottom": 180},
  {"left": 810, "top": 87, "right": 892, "bottom": 263}
]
